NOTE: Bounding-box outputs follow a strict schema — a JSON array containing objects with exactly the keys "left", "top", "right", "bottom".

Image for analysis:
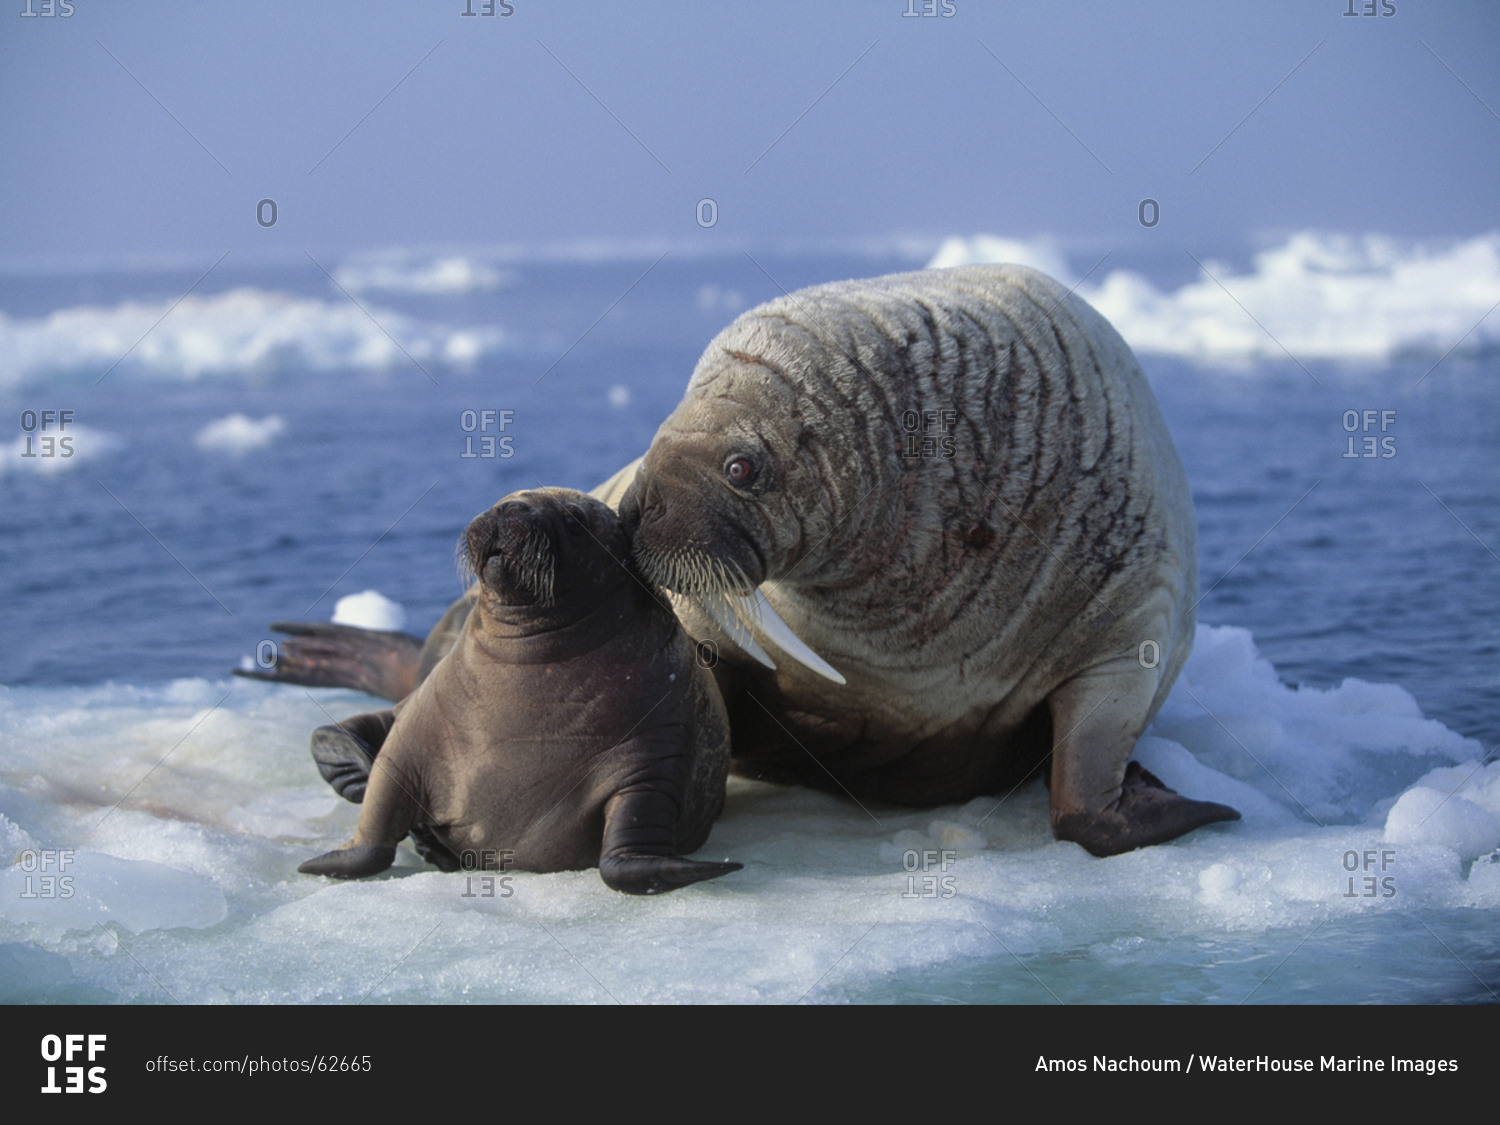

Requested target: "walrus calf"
[{"left": 297, "top": 488, "right": 741, "bottom": 895}]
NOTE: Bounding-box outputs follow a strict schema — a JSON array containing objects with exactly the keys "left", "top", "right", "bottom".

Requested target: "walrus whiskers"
[
  {"left": 638, "top": 544, "right": 846, "bottom": 683},
  {"left": 504, "top": 524, "right": 557, "bottom": 607},
  {"left": 454, "top": 535, "right": 477, "bottom": 590}
]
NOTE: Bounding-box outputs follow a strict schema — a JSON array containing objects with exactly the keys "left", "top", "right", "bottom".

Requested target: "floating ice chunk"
[
  {"left": 194, "top": 413, "right": 285, "bottom": 455},
  {"left": 928, "top": 230, "right": 1500, "bottom": 364},
  {"left": 0, "top": 424, "right": 121, "bottom": 476},
  {"left": 696, "top": 284, "right": 746, "bottom": 315},
  {"left": 333, "top": 255, "right": 508, "bottom": 295},
  {"left": 444, "top": 332, "right": 483, "bottom": 365},
  {"left": 332, "top": 590, "right": 407, "bottom": 632}
]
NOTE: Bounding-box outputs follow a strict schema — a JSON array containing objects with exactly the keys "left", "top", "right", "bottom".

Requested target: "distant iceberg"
[
  {"left": 926, "top": 234, "right": 1072, "bottom": 282},
  {"left": 194, "top": 413, "right": 286, "bottom": 455},
  {"left": 0, "top": 288, "right": 506, "bottom": 388},
  {"left": 929, "top": 230, "right": 1500, "bottom": 365},
  {"left": 333, "top": 253, "right": 511, "bottom": 295}
]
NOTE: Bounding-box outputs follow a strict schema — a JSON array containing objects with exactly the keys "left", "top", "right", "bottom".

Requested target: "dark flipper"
[
  {"left": 309, "top": 711, "right": 395, "bottom": 803},
  {"left": 600, "top": 852, "right": 743, "bottom": 895},
  {"left": 599, "top": 789, "right": 741, "bottom": 895},
  {"left": 298, "top": 844, "right": 398, "bottom": 879},
  {"left": 1052, "top": 761, "right": 1241, "bottom": 858},
  {"left": 234, "top": 621, "right": 423, "bottom": 702},
  {"left": 309, "top": 712, "right": 457, "bottom": 870}
]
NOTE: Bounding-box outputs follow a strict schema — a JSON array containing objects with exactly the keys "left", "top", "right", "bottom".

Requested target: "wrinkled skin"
[{"left": 247, "top": 265, "right": 1238, "bottom": 857}]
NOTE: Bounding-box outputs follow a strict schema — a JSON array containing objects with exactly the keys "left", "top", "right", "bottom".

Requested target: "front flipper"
[
  {"left": 298, "top": 844, "right": 397, "bottom": 878},
  {"left": 234, "top": 621, "right": 423, "bottom": 701},
  {"left": 310, "top": 710, "right": 395, "bottom": 803},
  {"left": 299, "top": 743, "right": 421, "bottom": 880},
  {"left": 599, "top": 789, "right": 741, "bottom": 895},
  {"left": 1048, "top": 664, "right": 1241, "bottom": 857},
  {"left": 1053, "top": 760, "right": 1240, "bottom": 858}
]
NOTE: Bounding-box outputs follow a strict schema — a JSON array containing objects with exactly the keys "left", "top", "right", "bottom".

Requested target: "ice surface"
[
  {"left": 0, "top": 851, "right": 227, "bottom": 939},
  {"left": 0, "top": 626, "right": 1493, "bottom": 1004},
  {"left": 330, "top": 591, "right": 407, "bottom": 632},
  {"left": 929, "top": 230, "right": 1500, "bottom": 364}
]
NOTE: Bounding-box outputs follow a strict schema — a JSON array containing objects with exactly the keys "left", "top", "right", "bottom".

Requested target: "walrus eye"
[
  {"left": 725, "top": 456, "right": 757, "bottom": 489},
  {"left": 563, "top": 506, "right": 586, "bottom": 535}
]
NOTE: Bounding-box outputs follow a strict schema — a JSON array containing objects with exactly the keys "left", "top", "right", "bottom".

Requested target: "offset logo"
[
  {"left": 901, "top": 848, "right": 957, "bottom": 899},
  {"left": 899, "top": 409, "right": 958, "bottom": 459},
  {"left": 40, "top": 1034, "right": 106, "bottom": 1094},
  {"left": 1341, "top": 409, "right": 1396, "bottom": 459},
  {"left": 18, "top": 410, "right": 75, "bottom": 459},
  {"left": 16, "top": 849, "right": 75, "bottom": 899},
  {"left": 459, "top": 409, "right": 516, "bottom": 459}
]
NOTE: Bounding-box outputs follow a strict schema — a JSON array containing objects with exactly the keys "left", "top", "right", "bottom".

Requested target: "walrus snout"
[
  {"left": 463, "top": 498, "right": 558, "bottom": 605},
  {"left": 623, "top": 458, "right": 768, "bottom": 595},
  {"left": 466, "top": 499, "right": 538, "bottom": 565},
  {"left": 617, "top": 473, "right": 658, "bottom": 539}
]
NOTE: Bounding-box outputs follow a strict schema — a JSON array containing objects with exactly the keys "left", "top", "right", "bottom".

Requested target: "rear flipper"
[
  {"left": 598, "top": 789, "right": 741, "bottom": 895},
  {"left": 310, "top": 710, "right": 395, "bottom": 803},
  {"left": 234, "top": 621, "right": 423, "bottom": 702}
]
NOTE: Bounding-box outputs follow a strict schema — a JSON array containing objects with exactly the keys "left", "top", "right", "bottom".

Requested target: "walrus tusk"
[
  {"left": 700, "top": 592, "right": 778, "bottom": 671},
  {"left": 703, "top": 590, "right": 847, "bottom": 685}
]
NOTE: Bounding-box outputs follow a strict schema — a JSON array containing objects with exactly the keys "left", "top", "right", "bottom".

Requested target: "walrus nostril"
[
  {"left": 498, "top": 500, "right": 530, "bottom": 517},
  {"left": 618, "top": 480, "right": 656, "bottom": 532},
  {"left": 637, "top": 479, "right": 666, "bottom": 523}
]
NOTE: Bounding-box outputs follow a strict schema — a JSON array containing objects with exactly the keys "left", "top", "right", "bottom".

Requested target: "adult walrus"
[
  {"left": 244, "top": 264, "right": 1238, "bottom": 857},
  {"left": 296, "top": 488, "right": 742, "bottom": 895}
]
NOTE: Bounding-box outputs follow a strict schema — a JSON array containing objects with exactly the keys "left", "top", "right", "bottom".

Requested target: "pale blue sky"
[{"left": 1, "top": 0, "right": 1496, "bottom": 267}]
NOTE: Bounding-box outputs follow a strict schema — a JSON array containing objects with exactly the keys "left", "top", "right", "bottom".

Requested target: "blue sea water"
[
  {"left": 2, "top": 252, "right": 1495, "bottom": 742},
  {"left": 0, "top": 247, "right": 1496, "bottom": 1004}
]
